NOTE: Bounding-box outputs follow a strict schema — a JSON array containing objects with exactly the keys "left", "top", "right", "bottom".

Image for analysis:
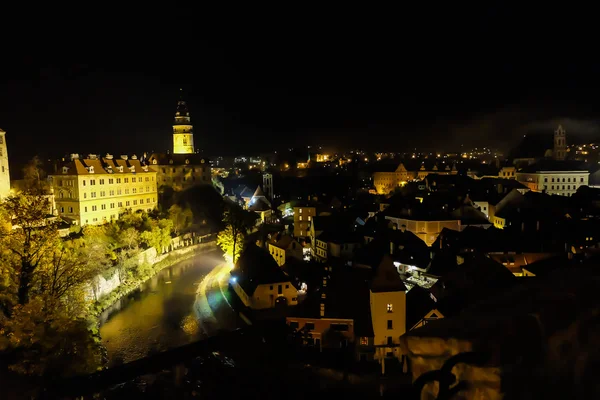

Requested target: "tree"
[
  {"left": 0, "top": 192, "right": 106, "bottom": 376},
  {"left": 212, "top": 177, "right": 225, "bottom": 195},
  {"left": 37, "top": 240, "right": 104, "bottom": 303},
  {"left": 157, "top": 185, "right": 177, "bottom": 214},
  {"left": 119, "top": 227, "right": 140, "bottom": 250},
  {"left": 0, "top": 297, "right": 104, "bottom": 377},
  {"left": 140, "top": 219, "right": 173, "bottom": 253},
  {"left": 178, "top": 184, "right": 225, "bottom": 232},
  {"left": 0, "top": 193, "right": 58, "bottom": 305},
  {"left": 118, "top": 209, "right": 144, "bottom": 229},
  {"left": 22, "top": 156, "right": 49, "bottom": 195},
  {"left": 169, "top": 204, "right": 193, "bottom": 235},
  {"left": 220, "top": 204, "right": 257, "bottom": 264},
  {"left": 217, "top": 225, "right": 245, "bottom": 264}
]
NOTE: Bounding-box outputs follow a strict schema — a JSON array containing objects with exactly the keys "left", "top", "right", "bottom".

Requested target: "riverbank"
[{"left": 92, "top": 240, "right": 218, "bottom": 317}]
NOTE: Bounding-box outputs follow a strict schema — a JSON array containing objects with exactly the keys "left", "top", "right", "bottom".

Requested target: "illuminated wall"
[
  {"left": 232, "top": 280, "right": 298, "bottom": 309},
  {"left": 173, "top": 98, "right": 194, "bottom": 154},
  {"left": 370, "top": 290, "right": 406, "bottom": 360},
  {"left": 294, "top": 206, "right": 316, "bottom": 237},
  {"left": 385, "top": 217, "right": 461, "bottom": 246},
  {"left": 515, "top": 171, "right": 589, "bottom": 196},
  {"left": 0, "top": 129, "right": 10, "bottom": 200},
  {"left": 150, "top": 158, "right": 211, "bottom": 191}
]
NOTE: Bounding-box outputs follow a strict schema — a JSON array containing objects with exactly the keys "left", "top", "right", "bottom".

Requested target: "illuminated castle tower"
[
  {"left": 554, "top": 124, "right": 567, "bottom": 161},
  {"left": 0, "top": 129, "right": 10, "bottom": 200},
  {"left": 173, "top": 89, "right": 195, "bottom": 154}
]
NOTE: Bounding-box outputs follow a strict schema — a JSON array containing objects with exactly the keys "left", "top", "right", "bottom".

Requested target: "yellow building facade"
[
  {"left": 293, "top": 205, "right": 316, "bottom": 238},
  {"left": 232, "top": 279, "right": 299, "bottom": 310},
  {"left": 369, "top": 256, "right": 407, "bottom": 361},
  {"left": 374, "top": 163, "right": 457, "bottom": 195},
  {"left": 50, "top": 154, "right": 158, "bottom": 226}
]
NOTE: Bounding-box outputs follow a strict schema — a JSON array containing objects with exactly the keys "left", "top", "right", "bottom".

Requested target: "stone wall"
[
  {"left": 87, "top": 233, "right": 216, "bottom": 302},
  {"left": 401, "top": 267, "right": 600, "bottom": 399}
]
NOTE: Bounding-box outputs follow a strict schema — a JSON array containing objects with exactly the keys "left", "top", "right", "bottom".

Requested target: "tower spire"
[{"left": 172, "top": 89, "right": 195, "bottom": 154}]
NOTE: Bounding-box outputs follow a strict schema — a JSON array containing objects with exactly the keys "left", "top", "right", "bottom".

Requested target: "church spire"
[{"left": 172, "top": 88, "right": 195, "bottom": 154}]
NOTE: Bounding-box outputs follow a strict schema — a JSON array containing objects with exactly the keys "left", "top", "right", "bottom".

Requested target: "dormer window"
[
  {"left": 142, "top": 166, "right": 149, "bottom": 172},
  {"left": 201, "top": 159, "right": 205, "bottom": 164},
  {"left": 152, "top": 159, "right": 157, "bottom": 165},
  {"left": 129, "top": 166, "right": 135, "bottom": 173},
  {"left": 169, "top": 159, "right": 174, "bottom": 165},
  {"left": 118, "top": 166, "right": 124, "bottom": 173},
  {"left": 88, "top": 166, "right": 95, "bottom": 174},
  {"left": 62, "top": 166, "right": 69, "bottom": 174},
  {"left": 185, "top": 159, "right": 190, "bottom": 165}
]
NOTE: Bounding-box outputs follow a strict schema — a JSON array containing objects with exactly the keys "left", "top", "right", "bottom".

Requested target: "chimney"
[
  {"left": 105, "top": 153, "right": 113, "bottom": 160},
  {"left": 390, "top": 241, "right": 394, "bottom": 255},
  {"left": 521, "top": 222, "right": 525, "bottom": 232},
  {"left": 70, "top": 153, "right": 79, "bottom": 160},
  {"left": 131, "top": 154, "right": 138, "bottom": 160},
  {"left": 88, "top": 154, "right": 97, "bottom": 160},
  {"left": 120, "top": 155, "right": 128, "bottom": 160}
]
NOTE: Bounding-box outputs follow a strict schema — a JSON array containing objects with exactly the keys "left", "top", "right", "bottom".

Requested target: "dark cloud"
[{"left": 433, "top": 102, "right": 600, "bottom": 152}]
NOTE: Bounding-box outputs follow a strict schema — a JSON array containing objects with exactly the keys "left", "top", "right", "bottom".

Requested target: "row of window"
[
  {"left": 162, "top": 175, "right": 208, "bottom": 183},
  {"left": 160, "top": 167, "right": 206, "bottom": 173},
  {"left": 543, "top": 176, "right": 585, "bottom": 183},
  {"left": 81, "top": 187, "right": 154, "bottom": 198},
  {"left": 83, "top": 176, "right": 154, "bottom": 186},
  {"left": 59, "top": 186, "right": 155, "bottom": 199},
  {"left": 80, "top": 197, "right": 156, "bottom": 213},
  {"left": 544, "top": 184, "right": 580, "bottom": 191}
]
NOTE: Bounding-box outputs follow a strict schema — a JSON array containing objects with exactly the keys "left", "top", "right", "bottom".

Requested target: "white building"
[
  {"left": 0, "top": 129, "right": 10, "bottom": 200},
  {"left": 516, "top": 160, "right": 589, "bottom": 197}
]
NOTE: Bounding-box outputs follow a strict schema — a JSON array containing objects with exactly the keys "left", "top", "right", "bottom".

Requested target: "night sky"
[{"left": 1, "top": 7, "right": 599, "bottom": 169}]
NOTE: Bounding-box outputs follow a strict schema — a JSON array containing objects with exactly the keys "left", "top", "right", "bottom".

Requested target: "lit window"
[
  {"left": 360, "top": 337, "right": 368, "bottom": 346},
  {"left": 387, "top": 304, "right": 393, "bottom": 312}
]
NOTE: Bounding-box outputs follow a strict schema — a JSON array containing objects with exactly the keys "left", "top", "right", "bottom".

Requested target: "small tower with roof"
[
  {"left": 173, "top": 88, "right": 195, "bottom": 154},
  {"left": 370, "top": 255, "right": 407, "bottom": 361},
  {"left": 554, "top": 124, "right": 566, "bottom": 161},
  {"left": 0, "top": 129, "right": 10, "bottom": 200}
]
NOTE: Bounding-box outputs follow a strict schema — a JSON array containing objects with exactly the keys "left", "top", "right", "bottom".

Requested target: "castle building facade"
[
  {"left": 148, "top": 90, "right": 211, "bottom": 191},
  {"left": 50, "top": 154, "right": 158, "bottom": 226}
]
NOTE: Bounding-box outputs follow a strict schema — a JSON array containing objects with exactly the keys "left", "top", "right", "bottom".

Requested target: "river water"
[
  {"left": 96, "top": 250, "right": 403, "bottom": 397},
  {"left": 99, "top": 250, "right": 226, "bottom": 365}
]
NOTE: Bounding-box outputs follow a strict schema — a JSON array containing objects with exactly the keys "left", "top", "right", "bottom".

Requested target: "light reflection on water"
[{"left": 99, "top": 251, "right": 222, "bottom": 366}]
